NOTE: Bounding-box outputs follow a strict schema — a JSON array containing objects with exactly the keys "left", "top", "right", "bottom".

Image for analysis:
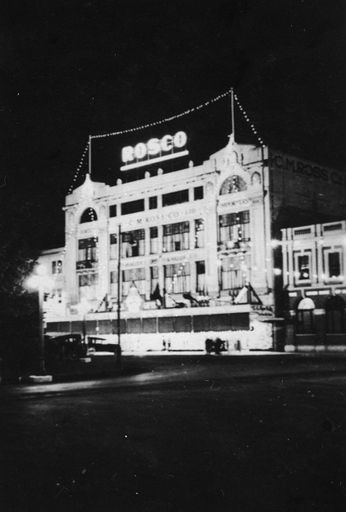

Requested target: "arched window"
[
  {"left": 251, "top": 172, "right": 261, "bottom": 186},
  {"left": 325, "top": 296, "right": 345, "bottom": 333},
  {"left": 296, "top": 297, "right": 315, "bottom": 334},
  {"left": 220, "top": 175, "right": 247, "bottom": 195},
  {"left": 80, "top": 208, "right": 97, "bottom": 223}
]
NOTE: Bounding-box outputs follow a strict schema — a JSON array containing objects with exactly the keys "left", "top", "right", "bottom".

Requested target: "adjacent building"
[{"left": 281, "top": 220, "right": 346, "bottom": 351}]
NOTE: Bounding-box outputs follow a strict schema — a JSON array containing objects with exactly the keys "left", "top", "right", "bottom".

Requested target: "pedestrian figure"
[
  {"left": 215, "top": 338, "right": 222, "bottom": 354},
  {"left": 205, "top": 338, "right": 213, "bottom": 354}
]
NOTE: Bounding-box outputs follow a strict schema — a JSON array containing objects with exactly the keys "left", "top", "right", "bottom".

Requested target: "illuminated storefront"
[
  {"left": 39, "top": 132, "right": 346, "bottom": 352},
  {"left": 281, "top": 220, "right": 346, "bottom": 351}
]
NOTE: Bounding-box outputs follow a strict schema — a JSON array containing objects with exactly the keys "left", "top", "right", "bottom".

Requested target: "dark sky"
[{"left": 1, "top": 0, "right": 346, "bottom": 249}]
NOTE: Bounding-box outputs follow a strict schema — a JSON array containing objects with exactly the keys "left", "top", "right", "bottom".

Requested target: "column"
[
  {"left": 205, "top": 203, "right": 218, "bottom": 295},
  {"left": 145, "top": 265, "right": 151, "bottom": 300},
  {"left": 189, "top": 219, "right": 195, "bottom": 251},
  {"left": 190, "top": 259, "right": 196, "bottom": 293},
  {"left": 250, "top": 196, "right": 267, "bottom": 291},
  {"left": 64, "top": 208, "right": 79, "bottom": 305},
  {"left": 97, "top": 204, "right": 109, "bottom": 301}
]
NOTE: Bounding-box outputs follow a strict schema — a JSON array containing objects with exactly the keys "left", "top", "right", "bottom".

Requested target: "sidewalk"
[
  {"left": 3, "top": 350, "right": 346, "bottom": 389},
  {"left": 1, "top": 353, "right": 122, "bottom": 385}
]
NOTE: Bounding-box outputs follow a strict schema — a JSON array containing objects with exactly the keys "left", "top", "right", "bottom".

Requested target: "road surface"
[{"left": 1, "top": 354, "right": 346, "bottom": 511}]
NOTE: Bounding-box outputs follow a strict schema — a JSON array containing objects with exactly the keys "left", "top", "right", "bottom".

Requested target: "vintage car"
[{"left": 44, "top": 333, "right": 87, "bottom": 361}]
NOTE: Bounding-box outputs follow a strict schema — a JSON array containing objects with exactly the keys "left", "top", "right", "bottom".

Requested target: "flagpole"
[
  {"left": 88, "top": 136, "right": 92, "bottom": 175},
  {"left": 231, "top": 88, "right": 235, "bottom": 142}
]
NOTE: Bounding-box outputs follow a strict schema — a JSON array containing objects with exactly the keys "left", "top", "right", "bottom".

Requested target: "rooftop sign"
[{"left": 120, "top": 131, "right": 189, "bottom": 171}]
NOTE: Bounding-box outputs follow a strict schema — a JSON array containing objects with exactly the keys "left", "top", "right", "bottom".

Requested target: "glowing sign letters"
[{"left": 120, "top": 131, "right": 188, "bottom": 171}]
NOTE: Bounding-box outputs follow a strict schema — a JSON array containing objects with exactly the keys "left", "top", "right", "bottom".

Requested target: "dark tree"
[{"left": 0, "top": 192, "right": 44, "bottom": 377}]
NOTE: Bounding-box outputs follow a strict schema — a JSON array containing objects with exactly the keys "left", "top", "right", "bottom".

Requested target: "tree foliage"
[{"left": 0, "top": 193, "right": 44, "bottom": 375}]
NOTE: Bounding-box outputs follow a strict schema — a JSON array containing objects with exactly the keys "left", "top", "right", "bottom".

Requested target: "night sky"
[{"left": 2, "top": 0, "right": 346, "bottom": 249}]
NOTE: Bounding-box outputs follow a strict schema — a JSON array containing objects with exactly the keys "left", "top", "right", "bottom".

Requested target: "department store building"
[{"left": 40, "top": 131, "right": 346, "bottom": 352}]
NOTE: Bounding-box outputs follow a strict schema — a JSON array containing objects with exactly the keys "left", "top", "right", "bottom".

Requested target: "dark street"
[{"left": 1, "top": 354, "right": 346, "bottom": 511}]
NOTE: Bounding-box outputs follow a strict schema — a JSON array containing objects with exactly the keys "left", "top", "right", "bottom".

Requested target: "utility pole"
[
  {"left": 116, "top": 223, "right": 122, "bottom": 365},
  {"left": 38, "top": 282, "right": 46, "bottom": 374}
]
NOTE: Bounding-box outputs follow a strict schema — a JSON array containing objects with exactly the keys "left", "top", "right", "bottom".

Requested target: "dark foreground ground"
[{"left": 1, "top": 354, "right": 346, "bottom": 511}]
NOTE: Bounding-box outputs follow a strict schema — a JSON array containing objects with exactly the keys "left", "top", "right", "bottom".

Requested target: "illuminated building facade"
[
  {"left": 39, "top": 133, "right": 346, "bottom": 352},
  {"left": 281, "top": 220, "right": 346, "bottom": 351}
]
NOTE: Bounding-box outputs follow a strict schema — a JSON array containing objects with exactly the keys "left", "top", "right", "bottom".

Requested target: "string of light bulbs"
[
  {"left": 68, "top": 142, "right": 89, "bottom": 195},
  {"left": 91, "top": 87, "right": 233, "bottom": 140},
  {"left": 234, "top": 93, "right": 265, "bottom": 148},
  {"left": 67, "top": 87, "right": 266, "bottom": 194}
]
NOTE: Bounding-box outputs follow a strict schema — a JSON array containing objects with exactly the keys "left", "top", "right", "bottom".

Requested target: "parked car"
[
  {"left": 86, "top": 336, "right": 120, "bottom": 355},
  {"left": 45, "top": 333, "right": 87, "bottom": 361},
  {"left": 205, "top": 338, "right": 228, "bottom": 354}
]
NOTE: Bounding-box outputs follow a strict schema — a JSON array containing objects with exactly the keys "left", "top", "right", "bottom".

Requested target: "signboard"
[
  {"left": 269, "top": 151, "right": 346, "bottom": 187},
  {"left": 120, "top": 131, "right": 189, "bottom": 171}
]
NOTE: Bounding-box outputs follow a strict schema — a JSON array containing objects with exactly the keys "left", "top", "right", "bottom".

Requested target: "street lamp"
[{"left": 25, "top": 263, "right": 53, "bottom": 374}]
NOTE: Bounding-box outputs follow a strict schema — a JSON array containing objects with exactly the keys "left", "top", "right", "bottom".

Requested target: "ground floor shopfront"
[
  {"left": 284, "top": 292, "right": 346, "bottom": 352},
  {"left": 46, "top": 304, "right": 275, "bottom": 353}
]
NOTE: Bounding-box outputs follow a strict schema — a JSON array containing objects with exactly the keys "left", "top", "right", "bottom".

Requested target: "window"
[
  {"left": 45, "top": 288, "right": 63, "bottom": 303},
  {"left": 150, "top": 266, "right": 159, "bottom": 296},
  {"left": 194, "top": 219, "right": 205, "bottom": 248},
  {"left": 164, "top": 263, "right": 190, "bottom": 294},
  {"left": 121, "top": 229, "right": 145, "bottom": 258},
  {"left": 219, "top": 211, "right": 250, "bottom": 246},
  {"left": 162, "top": 189, "right": 189, "bottom": 207},
  {"left": 149, "top": 196, "right": 157, "bottom": 209},
  {"left": 52, "top": 260, "right": 62, "bottom": 274},
  {"left": 80, "top": 208, "right": 97, "bottom": 223},
  {"left": 220, "top": 175, "right": 247, "bottom": 195},
  {"left": 150, "top": 226, "right": 158, "bottom": 254},
  {"left": 110, "top": 234, "right": 118, "bottom": 259},
  {"left": 194, "top": 186, "right": 204, "bottom": 200},
  {"left": 296, "top": 298, "right": 315, "bottom": 334},
  {"left": 122, "top": 267, "right": 146, "bottom": 296},
  {"left": 163, "top": 221, "right": 190, "bottom": 252},
  {"left": 298, "top": 255, "right": 310, "bottom": 280},
  {"left": 293, "top": 251, "right": 312, "bottom": 285},
  {"left": 78, "top": 273, "right": 98, "bottom": 300},
  {"left": 109, "top": 205, "right": 117, "bottom": 217},
  {"left": 220, "top": 255, "right": 248, "bottom": 292},
  {"left": 121, "top": 199, "right": 144, "bottom": 216},
  {"left": 196, "top": 260, "right": 206, "bottom": 293},
  {"left": 323, "top": 223, "right": 343, "bottom": 232},
  {"left": 327, "top": 252, "right": 341, "bottom": 279},
  {"left": 78, "top": 237, "right": 98, "bottom": 263}
]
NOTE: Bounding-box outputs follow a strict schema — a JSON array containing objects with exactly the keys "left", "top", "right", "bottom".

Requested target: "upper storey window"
[
  {"left": 194, "top": 186, "right": 204, "bottom": 200},
  {"left": 121, "top": 229, "right": 145, "bottom": 258},
  {"left": 109, "top": 205, "right": 117, "bottom": 217},
  {"left": 163, "top": 221, "right": 189, "bottom": 252},
  {"left": 220, "top": 175, "right": 247, "bottom": 195},
  {"left": 162, "top": 189, "right": 189, "bottom": 207},
  {"left": 121, "top": 199, "right": 145, "bottom": 216},
  {"left": 52, "top": 260, "right": 63, "bottom": 274},
  {"left": 80, "top": 208, "right": 98, "bottom": 223},
  {"left": 78, "top": 237, "right": 98, "bottom": 262}
]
